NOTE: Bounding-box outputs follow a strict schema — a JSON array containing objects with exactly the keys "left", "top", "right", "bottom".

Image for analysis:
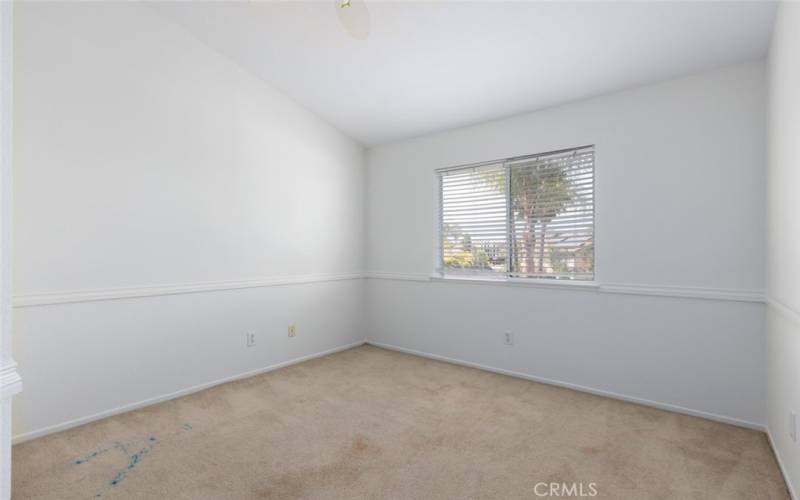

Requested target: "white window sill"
[{"left": 429, "top": 274, "right": 599, "bottom": 290}]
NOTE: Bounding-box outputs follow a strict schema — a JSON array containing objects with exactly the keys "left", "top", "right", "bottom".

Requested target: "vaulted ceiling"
[{"left": 152, "top": 1, "right": 777, "bottom": 146}]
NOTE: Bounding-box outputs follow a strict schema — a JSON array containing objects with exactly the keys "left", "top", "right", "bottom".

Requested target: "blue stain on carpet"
[
  {"left": 111, "top": 438, "right": 157, "bottom": 484},
  {"left": 73, "top": 423, "right": 190, "bottom": 497},
  {"left": 73, "top": 436, "right": 158, "bottom": 497},
  {"left": 73, "top": 448, "right": 109, "bottom": 465}
]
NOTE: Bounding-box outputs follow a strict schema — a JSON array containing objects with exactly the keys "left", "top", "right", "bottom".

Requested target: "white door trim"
[{"left": 0, "top": 2, "right": 21, "bottom": 498}]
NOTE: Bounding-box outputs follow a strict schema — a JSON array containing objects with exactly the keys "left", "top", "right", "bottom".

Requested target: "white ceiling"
[{"left": 151, "top": 1, "right": 776, "bottom": 146}]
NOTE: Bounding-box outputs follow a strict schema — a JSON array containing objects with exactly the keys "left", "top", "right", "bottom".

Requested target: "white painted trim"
[
  {"left": 767, "top": 426, "right": 798, "bottom": 500},
  {"left": 0, "top": 2, "right": 13, "bottom": 498},
  {"left": 15, "top": 273, "right": 765, "bottom": 307},
  {"left": 0, "top": 360, "right": 20, "bottom": 400},
  {"left": 367, "top": 272, "right": 431, "bottom": 282},
  {"left": 0, "top": 400, "right": 8, "bottom": 500},
  {"left": 12, "top": 340, "right": 367, "bottom": 444},
  {"left": 366, "top": 340, "right": 765, "bottom": 431},
  {"left": 766, "top": 296, "right": 800, "bottom": 326},
  {"left": 600, "top": 282, "right": 764, "bottom": 303},
  {"left": 12, "top": 273, "right": 366, "bottom": 308},
  {"left": 432, "top": 275, "right": 601, "bottom": 291},
  {"left": 366, "top": 272, "right": 765, "bottom": 303}
]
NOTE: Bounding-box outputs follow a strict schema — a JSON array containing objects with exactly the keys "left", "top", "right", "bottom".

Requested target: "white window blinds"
[{"left": 438, "top": 145, "right": 594, "bottom": 281}]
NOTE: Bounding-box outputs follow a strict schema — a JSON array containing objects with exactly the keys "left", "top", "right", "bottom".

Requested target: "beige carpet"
[{"left": 12, "top": 345, "right": 790, "bottom": 499}]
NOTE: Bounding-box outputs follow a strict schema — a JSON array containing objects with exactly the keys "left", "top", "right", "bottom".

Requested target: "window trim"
[{"left": 435, "top": 145, "right": 596, "bottom": 284}]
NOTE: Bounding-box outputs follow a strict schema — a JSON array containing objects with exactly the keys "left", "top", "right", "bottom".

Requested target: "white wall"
[
  {"left": 9, "top": 0, "right": 776, "bottom": 462},
  {"left": 11, "top": 2, "right": 366, "bottom": 439},
  {"left": 366, "top": 62, "right": 767, "bottom": 427},
  {"left": 766, "top": 3, "right": 800, "bottom": 497}
]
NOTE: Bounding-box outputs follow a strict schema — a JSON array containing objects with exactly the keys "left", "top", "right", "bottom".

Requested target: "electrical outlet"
[
  {"left": 504, "top": 331, "right": 514, "bottom": 345},
  {"left": 246, "top": 332, "right": 256, "bottom": 347},
  {"left": 791, "top": 411, "right": 797, "bottom": 442},
  {"left": 288, "top": 325, "right": 296, "bottom": 338}
]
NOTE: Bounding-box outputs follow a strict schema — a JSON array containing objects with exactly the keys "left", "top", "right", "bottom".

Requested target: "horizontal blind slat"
[{"left": 440, "top": 146, "right": 593, "bottom": 280}]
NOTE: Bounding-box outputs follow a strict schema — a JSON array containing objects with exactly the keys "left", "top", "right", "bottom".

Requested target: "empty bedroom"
[{"left": 0, "top": 0, "right": 798, "bottom": 498}]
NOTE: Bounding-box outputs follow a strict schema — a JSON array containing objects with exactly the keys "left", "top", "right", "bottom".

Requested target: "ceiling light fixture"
[{"left": 335, "top": 0, "right": 370, "bottom": 40}]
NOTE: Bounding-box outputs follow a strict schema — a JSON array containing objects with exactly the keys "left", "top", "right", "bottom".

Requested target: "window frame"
[{"left": 435, "top": 145, "right": 596, "bottom": 284}]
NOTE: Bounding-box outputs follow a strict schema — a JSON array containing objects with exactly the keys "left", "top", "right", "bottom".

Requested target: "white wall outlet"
[
  {"left": 790, "top": 411, "right": 797, "bottom": 442},
  {"left": 246, "top": 332, "right": 256, "bottom": 347},
  {"left": 504, "top": 331, "right": 514, "bottom": 345},
  {"left": 288, "top": 325, "right": 296, "bottom": 338}
]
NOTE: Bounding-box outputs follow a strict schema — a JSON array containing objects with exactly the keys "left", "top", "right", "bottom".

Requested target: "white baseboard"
[
  {"left": 12, "top": 340, "right": 367, "bottom": 444},
  {"left": 767, "top": 426, "right": 798, "bottom": 500},
  {"left": 366, "top": 340, "right": 765, "bottom": 432}
]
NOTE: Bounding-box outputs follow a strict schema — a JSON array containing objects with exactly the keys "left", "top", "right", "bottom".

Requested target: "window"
[{"left": 438, "top": 145, "right": 594, "bottom": 281}]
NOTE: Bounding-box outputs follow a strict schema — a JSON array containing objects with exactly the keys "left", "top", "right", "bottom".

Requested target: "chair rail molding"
[
  {"left": 13, "top": 272, "right": 367, "bottom": 307},
  {"left": 366, "top": 272, "right": 765, "bottom": 303},
  {"left": 0, "top": 361, "right": 20, "bottom": 400},
  {"left": 766, "top": 296, "right": 800, "bottom": 326}
]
